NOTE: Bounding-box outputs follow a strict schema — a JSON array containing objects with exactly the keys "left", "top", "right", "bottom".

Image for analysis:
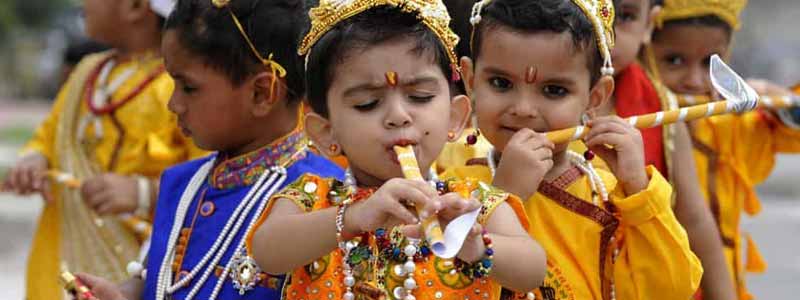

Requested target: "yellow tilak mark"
[{"left": 385, "top": 71, "right": 398, "bottom": 87}]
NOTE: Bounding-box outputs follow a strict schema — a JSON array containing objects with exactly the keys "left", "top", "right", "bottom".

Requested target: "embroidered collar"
[{"left": 210, "top": 129, "right": 308, "bottom": 189}]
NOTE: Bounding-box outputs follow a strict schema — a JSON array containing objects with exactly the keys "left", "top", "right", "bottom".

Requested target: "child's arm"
[
  {"left": 493, "top": 129, "right": 554, "bottom": 200},
  {"left": 475, "top": 201, "right": 546, "bottom": 292},
  {"left": 672, "top": 123, "right": 737, "bottom": 300},
  {"left": 586, "top": 116, "right": 704, "bottom": 298},
  {"left": 610, "top": 165, "right": 704, "bottom": 299},
  {"left": 252, "top": 177, "right": 440, "bottom": 274}
]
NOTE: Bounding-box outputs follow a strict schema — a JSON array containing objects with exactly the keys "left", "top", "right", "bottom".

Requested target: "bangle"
[
  {"left": 456, "top": 228, "right": 494, "bottom": 278},
  {"left": 335, "top": 199, "right": 352, "bottom": 248},
  {"left": 134, "top": 176, "right": 151, "bottom": 218}
]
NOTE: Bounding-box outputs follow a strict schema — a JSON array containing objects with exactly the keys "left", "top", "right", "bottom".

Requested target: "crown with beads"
[
  {"left": 470, "top": 0, "right": 616, "bottom": 76},
  {"left": 656, "top": 0, "right": 747, "bottom": 30},
  {"left": 298, "top": 0, "right": 460, "bottom": 68}
]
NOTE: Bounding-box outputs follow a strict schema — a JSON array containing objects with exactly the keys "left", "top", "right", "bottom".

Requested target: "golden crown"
[
  {"left": 470, "top": 0, "right": 615, "bottom": 75},
  {"left": 657, "top": 0, "right": 748, "bottom": 30},
  {"left": 298, "top": 0, "right": 460, "bottom": 67}
]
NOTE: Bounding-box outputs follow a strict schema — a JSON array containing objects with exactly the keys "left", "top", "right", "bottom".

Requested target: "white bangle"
[{"left": 135, "top": 176, "right": 151, "bottom": 217}]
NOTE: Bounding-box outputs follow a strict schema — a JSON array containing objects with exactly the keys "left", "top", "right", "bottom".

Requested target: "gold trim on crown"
[
  {"left": 298, "top": 0, "right": 460, "bottom": 67},
  {"left": 470, "top": 0, "right": 616, "bottom": 75},
  {"left": 656, "top": 0, "right": 747, "bottom": 30}
]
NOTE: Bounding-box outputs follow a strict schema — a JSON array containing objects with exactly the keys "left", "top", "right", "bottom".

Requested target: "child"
[
  {"left": 645, "top": 0, "right": 800, "bottom": 298},
  {"left": 250, "top": 0, "right": 547, "bottom": 298},
  {"left": 456, "top": 0, "right": 703, "bottom": 298},
  {"left": 75, "top": 0, "right": 343, "bottom": 299},
  {"left": 0, "top": 0, "right": 205, "bottom": 299},
  {"left": 611, "top": 0, "right": 737, "bottom": 299}
]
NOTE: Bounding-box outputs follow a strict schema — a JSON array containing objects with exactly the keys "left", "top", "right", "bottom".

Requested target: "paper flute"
[
  {"left": 394, "top": 145, "right": 447, "bottom": 255},
  {"left": 674, "top": 93, "right": 798, "bottom": 109},
  {"left": 545, "top": 54, "right": 760, "bottom": 144}
]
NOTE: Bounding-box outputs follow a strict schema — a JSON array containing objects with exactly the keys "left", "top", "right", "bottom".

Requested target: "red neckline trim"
[{"left": 84, "top": 54, "right": 166, "bottom": 115}]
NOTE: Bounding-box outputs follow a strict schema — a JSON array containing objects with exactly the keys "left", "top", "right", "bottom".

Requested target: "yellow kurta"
[
  {"left": 689, "top": 110, "right": 800, "bottom": 299},
  {"left": 443, "top": 160, "right": 702, "bottom": 300},
  {"left": 22, "top": 51, "right": 205, "bottom": 300}
]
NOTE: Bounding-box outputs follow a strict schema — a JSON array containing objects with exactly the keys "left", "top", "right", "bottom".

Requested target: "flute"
[
  {"left": 393, "top": 145, "right": 446, "bottom": 255},
  {"left": 675, "top": 93, "right": 798, "bottom": 109}
]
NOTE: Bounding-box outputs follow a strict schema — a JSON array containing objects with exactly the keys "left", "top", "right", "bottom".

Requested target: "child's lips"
[{"left": 386, "top": 139, "right": 418, "bottom": 165}]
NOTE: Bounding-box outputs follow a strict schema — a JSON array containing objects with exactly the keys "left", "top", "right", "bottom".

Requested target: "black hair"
[
  {"left": 470, "top": 0, "right": 605, "bottom": 85},
  {"left": 651, "top": 0, "right": 663, "bottom": 7},
  {"left": 305, "top": 5, "right": 455, "bottom": 117},
  {"left": 653, "top": 14, "right": 732, "bottom": 40},
  {"left": 443, "top": 0, "right": 475, "bottom": 95},
  {"left": 164, "top": 0, "right": 307, "bottom": 103},
  {"left": 63, "top": 39, "right": 109, "bottom": 66}
]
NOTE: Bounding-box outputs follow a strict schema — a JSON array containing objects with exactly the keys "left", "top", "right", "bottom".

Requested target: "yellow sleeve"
[
  {"left": 611, "top": 166, "right": 703, "bottom": 299},
  {"left": 20, "top": 79, "right": 73, "bottom": 163},
  {"left": 733, "top": 111, "right": 800, "bottom": 184}
]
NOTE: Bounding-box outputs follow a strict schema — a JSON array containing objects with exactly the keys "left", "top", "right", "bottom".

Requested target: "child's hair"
[
  {"left": 305, "top": 5, "right": 455, "bottom": 117},
  {"left": 653, "top": 14, "right": 732, "bottom": 40},
  {"left": 470, "top": 0, "right": 605, "bottom": 85},
  {"left": 164, "top": 0, "right": 307, "bottom": 103}
]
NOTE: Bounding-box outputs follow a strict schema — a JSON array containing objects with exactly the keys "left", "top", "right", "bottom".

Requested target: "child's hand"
[
  {"left": 2, "top": 152, "right": 49, "bottom": 197},
  {"left": 344, "top": 178, "right": 441, "bottom": 235},
  {"left": 493, "top": 129, "right": 554, "bottom": 200},
  {"left": 81, "top": 174, "right": 140, "bottom": 215},
  {"left": 456, "top": 223, "right": 488, "bottom": 263},
  {"left": 402, "top": 192, "right": 482, "bottom": 239},
  {"left": 73, "top": 273, "right": 128, "bottom": 300},
  {"left": 585, "top": 116, "right": 648, "bottom": 194}
]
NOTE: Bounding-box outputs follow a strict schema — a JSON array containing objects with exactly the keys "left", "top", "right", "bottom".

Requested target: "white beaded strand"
[{"left": 210, "top": 167, "right": 288, "bottom": 299}]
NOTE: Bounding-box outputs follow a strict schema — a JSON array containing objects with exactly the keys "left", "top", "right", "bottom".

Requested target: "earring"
[
  {"left": 447, "top": 131, "right": 456, "bottom": 140},
  {"left": 466, "top": 130, "right": 480, "bottom": 146},
  {"left": 328, "top": 144, "right": 339, "bottom": 153}
]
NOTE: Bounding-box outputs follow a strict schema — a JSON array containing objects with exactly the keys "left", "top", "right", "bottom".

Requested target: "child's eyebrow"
[
  {"left": 342, "top": 82, "right": 384, "bottom": 97},
  {"left": 401, "top": 76, "right": 440, "bottom": 87},
  {"left": 483, "top": 66, "right": 515, "bottom": 78}
]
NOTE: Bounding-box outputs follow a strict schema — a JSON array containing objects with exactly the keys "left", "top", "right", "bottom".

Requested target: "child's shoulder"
[
  {"left": 286, "top": 152, "right": 345, "bottom": 182},
  {"left": 159, "top": 153, "right": 217, "bottom": 188}
]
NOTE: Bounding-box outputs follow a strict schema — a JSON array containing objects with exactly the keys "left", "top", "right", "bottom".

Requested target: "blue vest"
[{"left": 143, "top": 152, "right": 343, "bottom": 300}]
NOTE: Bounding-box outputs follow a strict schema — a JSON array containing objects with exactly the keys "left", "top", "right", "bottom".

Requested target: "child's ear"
[
  {"left": 251, "top": 71, "right": 286, "bottom": 117},
  {"left": 643, "top": 5, "right": 662, "bottom": 45},
  {"left": 448, "top": 95, "right": 472, "bottom": 139},
  {"left": 460, "top": 56, "right": 476, "bottom": 97},
  {"left": 305, "top": 112, "right": 341, "bottom": 157},
  {"left": 588, "top": 75, "right": 614, "bottom": 113},
  {"left": 124, "top": 0, "right": 151, "bottom": 22}
]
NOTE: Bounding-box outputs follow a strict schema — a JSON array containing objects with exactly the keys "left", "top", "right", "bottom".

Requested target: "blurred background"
[{"left": 0, "top": 0, "right": 799, "bottom": 299}]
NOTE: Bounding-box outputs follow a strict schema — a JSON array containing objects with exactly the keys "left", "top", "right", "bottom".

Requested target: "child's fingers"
[
  {"left": 437, "top": 193, "right": 481, "bottom": 221},
  {"left": 585, "top": 120, "right": 629, "bottom": 141},
  {"left": 585, "top": 132, "right": 626, "bottom": 149},
  {"left": 390, "top": 181, "right": 442, "bottom": 217},
  {"left": 399, "top": 223, "right": 423, "bottom": 239}
]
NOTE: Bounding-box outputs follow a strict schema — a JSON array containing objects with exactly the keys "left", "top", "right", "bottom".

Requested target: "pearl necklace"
[
  {"left": 341, "top": 168, "right": 435, "bottom": 300},
  {"left": 154, "top": 159, "right": 288, "bottom": 300}
]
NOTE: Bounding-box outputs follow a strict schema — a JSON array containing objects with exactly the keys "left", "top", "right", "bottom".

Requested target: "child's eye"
[
  {"left": 619, "top": 11, "right": 637, "bottom": 22},
  {"left": 489, "top": 77, "right": 513, "bottom": 91},
  {"left": 181, "top": 84, "right": 197, "bottom": 94},
  {"left": 409, "top": 95, "right": 435, "bottom": 103},
  {"left": 543, "top": 85, "right": 568, "bottom": 98},
  {"left": 353, "top": 99, "right": 379, "bottom": 111},
  {"left": 665, "top": 55, "right": 684, "bottom": 66}
]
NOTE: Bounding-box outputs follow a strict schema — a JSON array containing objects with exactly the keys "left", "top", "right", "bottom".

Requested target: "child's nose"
[
  {"left": 509, "top": 99, "right": 538, "bottom": 119},
  {"left": 384, "top": 101, "right": 413, "bottom": 128}
]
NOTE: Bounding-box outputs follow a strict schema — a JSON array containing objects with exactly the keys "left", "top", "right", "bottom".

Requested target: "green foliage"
[{"left": 0, "top": 0, "right": 73, "bottom": 37}]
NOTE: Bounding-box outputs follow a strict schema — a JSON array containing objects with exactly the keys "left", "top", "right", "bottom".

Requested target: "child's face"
[
  {"left": 464, "top": 29, "right": 610, "bottom": 154},
  {"left": 650, "top": 24, "right": 730, "bottom": 95},
  {"left": 612, "top": 0, "right": 657, "bottom": 73},
  {"left": 162, "top": 30, "right": 256, "bottom": 151},
  {"left": 308, "top": 38, "right": 469, "bottom": 186}
]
